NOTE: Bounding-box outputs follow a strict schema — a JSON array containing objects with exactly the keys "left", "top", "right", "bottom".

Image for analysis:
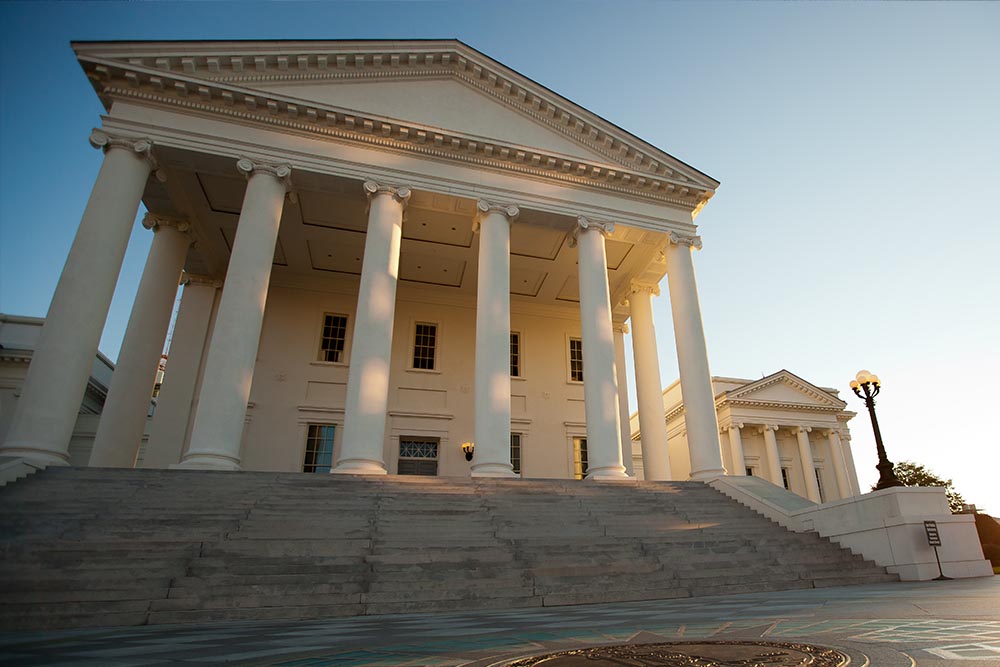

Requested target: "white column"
[
  {"left": 726, "top": 423, "right": 746, "bottom": 475},
  {"left": 471, "top": 200, "right": 518, "bottom": 477},
  {"left": 177, "top": 158, "right": 290, "bottom": 470},
  {"left": 142, "top": 275, "right": 220, "bottom": 468},
  {"left": 628, "top": 283, "right": 671, "bottom": 481},
  {"left": 761, "top": 424, "right": 782, "bottom": 486},
  {"left": 794, "top": 426, "right": 821, "bottom": 502},
  {"left": 827, "top": 429, "right": 853, "bottom": 499},
  {"left": 612, "top": 323, "right": 634, "bottom": 476},
  {"left": 333, "top": 181, "right": 410, "bottom": 475},
  {"left": 0, "top": 131, "right": 157, "bottom": 465},
  {"left": 573, "top": 217, "right": 627, "bottom": 480},
  {"left": 90, "top": 215, "right": 192, "bottom": 467},
  {"left": 842, "top": 431, "right": 861, "bottom": 495},
  {"left": 664, "top": 233, "right": 725, "bottom": 480}
]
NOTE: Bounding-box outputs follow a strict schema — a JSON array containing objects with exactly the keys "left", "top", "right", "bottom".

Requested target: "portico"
[{"left": 1, "top": 39, "right": 726, "bottom": 481}]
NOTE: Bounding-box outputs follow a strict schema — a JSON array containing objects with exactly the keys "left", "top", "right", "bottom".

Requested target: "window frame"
[
  {"left": 510, "top": 331, "right": 523, "bottom": 379},
  {"left": 316, "top": 312, "right": 350, "bottom": 365},
  {"left": 408, "top": 320, "right": 441, "bottom": 373},
  {"left": 567, "top": 336, "right": 584, "bottom": 383},
  {"left": 302, "top": 423, "right": 337, "bottom": 473},
  {"left": 397, "top": 436, "right": 440, "bottom": 476},
  {"left": 510, "top": 432, "right": 522, "bottom": 475},
  {"left": 780, "top": 467, "right": 791, "bottom": 490},
  {"left": 572, "top": 436, "right": 588, "bottom": 480}
]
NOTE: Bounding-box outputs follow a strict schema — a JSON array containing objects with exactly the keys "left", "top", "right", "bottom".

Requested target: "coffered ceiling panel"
[
  {"left": 197, "top": 173, "right": 246, "bottom": 215},
  {"left": 399, "top": 251, "right": 465, "bottom": 288},
  {"left": 404, "top": 208, "right": 474, "bottom": 248},
  {"left": 299, "top": 190, "right": 367, "bottom": 232},
  {"left": 604, "top": 239, "right": 633, "bottom": 271},
  {"left": 220, "top": 227, "right": 287, "bottom": 266},
  {"left": 510, "top": 267, "right": 547, "bottom": 297},
  {"left": 307, "top": 231, "right": 366, "bottom": 275},
  {"left": 511, "top": 223, "right": 566, "bottom": 261},
  {"left": 556, "top": 275, "right": 579, "bottom": 303}
]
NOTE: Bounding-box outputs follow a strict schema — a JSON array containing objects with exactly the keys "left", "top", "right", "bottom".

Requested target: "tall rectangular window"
[
  {"left": 745, "top": 467, "right": 755, "bottom": 477},
  {"left": 510, "top": 332, "right": 521, "bottom": 378},
  {"left": 569, "top": 338, "right": 584, "bottom": 382},
  {"left": 398, "top": 437, "right": 439, "bottom": 476},
  {"left": 511, "top": 433, "right": 522, "bottom": 474},
  {"left": 413, "top": 323, "right": 437, "bottom": 370},
  {"left": 303, "top": 424, "right": 336, "bottom": 473},
  {"left": 573, "top": 437, "right": 588, "bottom": 480},
  {"left": 319, "top": 314, "right": 348, "bottom": 362},
  {"left": 815, "top": 469, "right": 825, "bottom": 502},
  {"left": 781, "top": 467, "right": 791, "bottom": 490}
]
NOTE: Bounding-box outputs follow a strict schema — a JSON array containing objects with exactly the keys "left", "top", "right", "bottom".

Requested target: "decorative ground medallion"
[{"left": 502, "top": 640, "right": 850, "bottom": 666}]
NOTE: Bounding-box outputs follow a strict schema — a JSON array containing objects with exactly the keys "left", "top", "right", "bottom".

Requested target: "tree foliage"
[{"left": 875, "top": 460, "right": 967, "bottom": 513}]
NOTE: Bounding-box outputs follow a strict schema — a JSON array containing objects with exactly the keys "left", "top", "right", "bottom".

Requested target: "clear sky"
[{"left": 1, "top": 1, "right": 997, "bottom": 511}]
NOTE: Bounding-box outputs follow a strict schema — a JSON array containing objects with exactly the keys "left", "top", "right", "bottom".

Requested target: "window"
[
  {"left": 510, "top": 332, "right": 521, "bottom": 378},
  {"left": 303, "top": 424, "right": 336, "bottom": 473},
  {"left": 745, "top": 467, "right": 755, "bottom": 477},
  {"left": 815, "top": 469, "right": 825, "bottom": 502},
  {"left": 569, "top": 338, "right": 584, "bottom": 382},
  {"left": 780, "top": 467, "right": 791, "bottom": 490},
  {"left": 398, "top": 437, "right": 438, "bottom": 476},
  {"left": 319, "top": 314, "right": 348, "bottom": 362},
  {"left": 573, "top": 437, "right": 588, "bottom": 480},
  {"left": 412, "top": 323, "right": 437, "bottom": 370},
  {"left": 511, "top": 433, "right": 522, "bottom": 475}
]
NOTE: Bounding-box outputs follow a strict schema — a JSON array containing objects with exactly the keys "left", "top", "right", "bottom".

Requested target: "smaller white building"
[
  {"left": 630, "top": 369, "right": 860, "bottom": 502},
  {"left": 0, "top": 315, "right": 114, "bottom": 466}
]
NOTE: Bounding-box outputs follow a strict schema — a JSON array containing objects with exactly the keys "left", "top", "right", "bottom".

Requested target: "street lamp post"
[{"left": 850, "top": 370, "right": 903, "bottom": 491}]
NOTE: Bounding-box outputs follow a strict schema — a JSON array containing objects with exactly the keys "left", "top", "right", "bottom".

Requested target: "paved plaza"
[{"left": 0, "top": 577, "right": 997, "bottom": 666}]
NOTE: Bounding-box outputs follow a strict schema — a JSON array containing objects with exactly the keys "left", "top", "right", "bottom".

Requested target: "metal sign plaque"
[
  {"left": 502, "top": 640, "right": 849, "bottom": 666},
  {"left": 924, "top": 520, "right": 942, "bottom": 547}
]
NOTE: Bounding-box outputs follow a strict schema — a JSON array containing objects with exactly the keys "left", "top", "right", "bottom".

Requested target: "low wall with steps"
[{"left": 0, "top": 468, "right": 898, "bottom": 630}]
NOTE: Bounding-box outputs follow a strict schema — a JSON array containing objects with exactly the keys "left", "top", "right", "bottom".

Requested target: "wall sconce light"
[{"left": 461, "top": 441, "right": 474, "bottom": 461}]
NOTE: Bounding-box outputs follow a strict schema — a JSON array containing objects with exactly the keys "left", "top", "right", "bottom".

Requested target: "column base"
[
  {"left": 171, "top": 453, "right": 241, "bottom": 471},
  {"left": 689, "top": 467, "right": 727, "bottom": 481},
  {"left": 471, "top": 463, "right": 517, "bottom": 478},
  {"left": 0, "top": 446, "right": 70, "bottom": 467},
  {"left": 585, "top": 465, "right": 630, "bottom": 481},
  {"left": 330, "top": 459, "right": 387, "bottom": 475}
]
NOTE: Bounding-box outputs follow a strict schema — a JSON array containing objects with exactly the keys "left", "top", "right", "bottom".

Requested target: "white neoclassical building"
[
  {"left": 629, "top": 370, "right": 862, "bottom": 502},
  {"left": 1, "top": 39, "right": 729, "bottom": 481}
]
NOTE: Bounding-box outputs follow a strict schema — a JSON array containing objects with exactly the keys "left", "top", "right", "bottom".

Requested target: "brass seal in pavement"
[{"left": 501, "top": 640, "right": 849, "bottom": 666}]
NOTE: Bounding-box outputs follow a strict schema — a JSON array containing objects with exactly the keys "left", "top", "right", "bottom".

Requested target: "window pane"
[
  {"left": 781, "top": 467, "right": 790, "bottom": 490},
  {"left": 399, "top": 437, "right": 439, "bottom": 476},
  {"left": 319, "top": 314, "right": 348, "bottom": 362},
  {"left": 510, "top": 332, "right": 521, "bottom": 377},
  {"left": 303, "top": 424, "right": 336, "bottom": 473},
  {"left": 573, "top": 437, "right": 588, "bottom": 480},
  {"left": 413, "top": 323, "right": 437, "bottom": 370},
  {"left": 510, "top": 433, "right": 521, "bottom": 475},
  {"left": 569, "top": 338, "right": 584, "bottom": 382}
]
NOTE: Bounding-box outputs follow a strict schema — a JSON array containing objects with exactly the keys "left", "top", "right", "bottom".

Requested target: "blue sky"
[{"left": 1, "top": 1, "right": 998, "bottom": 511}]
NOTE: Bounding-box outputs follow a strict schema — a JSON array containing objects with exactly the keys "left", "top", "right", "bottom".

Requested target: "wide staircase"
[{"left": 0, "top": 467, "right": 897, "bottom": 630}]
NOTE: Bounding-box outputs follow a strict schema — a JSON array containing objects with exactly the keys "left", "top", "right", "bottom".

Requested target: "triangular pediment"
[
  {"left": 250, "top": 76, "right": 614, "bottom": 164},
  {"left": 725, "top": 370, "right": 846, "bottom": 409},
  {"left": 73, "top": 40, "right": 719, "bottom": 210}
]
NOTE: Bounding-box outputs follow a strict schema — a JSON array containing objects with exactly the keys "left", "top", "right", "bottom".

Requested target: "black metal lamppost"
[{"left": 850, "top": 370, "right": 903, "bottom": 491}]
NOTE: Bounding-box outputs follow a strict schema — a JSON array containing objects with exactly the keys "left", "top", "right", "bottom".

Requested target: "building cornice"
[{"left": 75, "top": 42, "right": 718, "bottom": 214}]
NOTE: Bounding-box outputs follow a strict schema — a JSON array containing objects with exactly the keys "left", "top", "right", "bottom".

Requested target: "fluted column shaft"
[
  {"left": 629, "top": 284, "right": 671, "bottom": 480},
  {"left": 1, "top": 131, "right": 155, "bottom": 464},
  {"left": 727, "top": 424, "right": 746, "bottom": 475},
  {"left": 827, "top": 430, "right": 852, "bottom": 499},
  {"left": 664, "top": 233, "right": 725, "bottom": 480},
  {"left": 795, "top": 427, "right": 822, "bottom": 502},
  {"left": 574, "top": 218, "right": 627, "bottom": 480},
  {"left": 333, "top": 182, "right": 410, "bottom": 475},
  {"left": 762, "top": 424, "right": 782, "bottom": 485},
  {"left": 472, "top": 201, "right": 518, "bottom": 477},
  {"left": 178, "top": 159, "right": 290, "bottom": 470},
  {"left": 90, "top": 216, "right": 191, "bottom": 467},
  {"left": 612, "top": 323, "right": 634, "bottom": 476},
  {"left": 142, "top": 276, "right": 219, "bottom": 468}
]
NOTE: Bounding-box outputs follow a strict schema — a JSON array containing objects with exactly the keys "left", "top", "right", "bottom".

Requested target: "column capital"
[
  {"left": 759, "top": 423, "right": 779, "bottom": 433},
  {"left": 724, "top": 422, "right": 744, "bottom": 432},
  {"left": 237, "top": 157, "right": 293, "bottom": 191},
  {"left": 792, "top": 426, "right": 812, "bottom": 434},
  {"left": 363, "top": 180, "right": 411, "bottom": 206},
  {"left": 667, "top": 231, "right": 703, "bottom": 250},
  {"left": 473, "top": 199, "right": 519, "bottom": 232},
  {"left": 89, "top": 129, "right": 164, "bottom": 180},
  {"left": 180, "top": 272, "right": 223, "bottom": 289},
  {"left": 142, "top": 213, "right": 192, "bottom": 237},
  {"left": 629, "top": 280, "right": 661, "bottom": 297},
  {"left": 570, "top": 216, "right": 614, "bottom": 247},
  {"left": 612, "top": 321, "right": 629, "bottom": 335}
]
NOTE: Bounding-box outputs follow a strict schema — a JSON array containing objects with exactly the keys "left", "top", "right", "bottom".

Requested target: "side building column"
[
  {"left": 471, "top": 200, "right": 518, "bottom": 477},
  {"left": 177, "top": 158, "right": 291, "bottom": 470},
  {"left": 1, "top": 130, "right": 157, "bottom": 464},
  {"left": 761, "top": 424, "right": 782, "bottom": 486},
  {"left": 794, "top": 426, "right": 822, "bottom": 502},
  {"left": 827, "top": 429, "right": 853, "bottom": 499},
  {"left": 726, "top": 423, "right": 746, "bottom": 475},
  {"left": 141, "top": 274, "right": 220, "bottom": 468},
  {"left": 90, "top": 215, "right": 192, "bottom": 467},
  {"left": 573, "top": 217, "right": 627, "bottom": 480},
  {"left": 628, "top": 282, "right": 671, "bottom": 481},
  {"left": 333, "top": 181, "right": 410, "bottom": 475},
  {"left": 612, "top": 322, "right": 634, "bottom": 476},
  {"left": 664, "top": 232, "right": 725, "bottom": 480}
]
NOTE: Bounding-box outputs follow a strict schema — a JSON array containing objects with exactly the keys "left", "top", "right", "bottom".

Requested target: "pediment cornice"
[
  {"left": 74, "top": 40, "right": 718, "bottom": 213},
  {"left": 722, "top": 370, "right": 848, "bottom": 409}
]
